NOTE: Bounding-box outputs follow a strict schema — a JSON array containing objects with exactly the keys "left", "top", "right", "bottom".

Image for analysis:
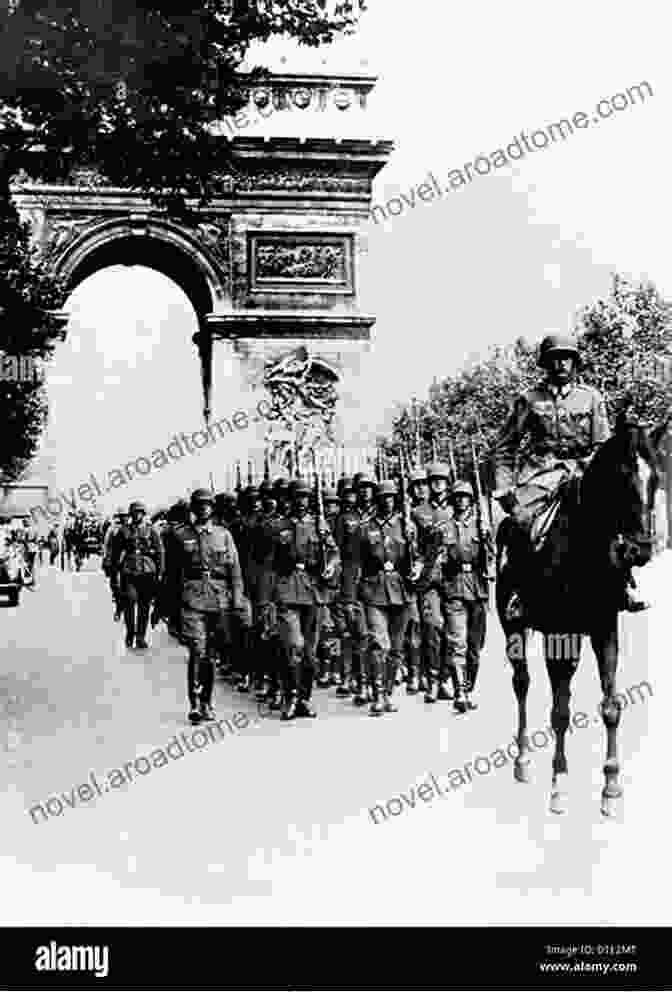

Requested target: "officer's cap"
[
  {"left": 128, "top": 500, "right": 146, "bottom": 513},
  {"left": 427, "top": 462, "right": 451, "bottom": 480},
  {"left": 273, "top": 477, "right": 289, "bottom": 490},
  {"left": 293, "top": 480, "right": 312, "bottom": 496},
  {"left": 538, "top": 333, "right": 580, "bottom": 368},
  {"left": 323, "top": 488, "right": 340, "bottom": 503},
  {"left": 259, "top": 480, "right": 272, "bottom": 494},
  {"left": 378, "top": 480, "right": 398, "bottom": 497},
  {"left": 451, "top": 479, "right": 474, "bottom": 499},
  {"left": 191, "top": 488, "right": 215, "bottom": 505},
  {"left": 338, "top": 475, "right": 355, "bottom": 494}
]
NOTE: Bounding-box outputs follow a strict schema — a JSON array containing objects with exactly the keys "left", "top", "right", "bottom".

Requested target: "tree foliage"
[
  {"left": 1, "top": 0, "right": 366, "bottom": 201},
  {"left": 0, "top": 190, "right": 67, "bottom": 480},
  {"left": 387, "top": 274, "right": 672, "bottom": 489}
]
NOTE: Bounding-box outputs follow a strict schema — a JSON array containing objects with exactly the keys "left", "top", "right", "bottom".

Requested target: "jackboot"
[{"left": 369, "top": 649, "right": 385, "bottom": 717}]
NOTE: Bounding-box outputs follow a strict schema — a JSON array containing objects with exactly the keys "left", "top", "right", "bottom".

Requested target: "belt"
[
  {"left": 460, "top": 564, "right": 472, "bottom": 573},
  {"left": 185, "top": 569, "right": 228, "bottom": 580}
]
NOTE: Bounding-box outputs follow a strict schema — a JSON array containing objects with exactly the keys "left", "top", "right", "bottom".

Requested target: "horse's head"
[{"left": 586, "top": 410, "right": 664, "bottom": 569}]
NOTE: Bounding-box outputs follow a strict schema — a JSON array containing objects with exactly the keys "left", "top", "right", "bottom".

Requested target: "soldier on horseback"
[{"left": 493, "top": 333, "right": 646, "bottom": 618}]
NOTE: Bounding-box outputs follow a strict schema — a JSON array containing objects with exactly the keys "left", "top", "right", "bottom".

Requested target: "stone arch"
[{"left": 52, "top": 216, "right": 227, "bottom": 318}]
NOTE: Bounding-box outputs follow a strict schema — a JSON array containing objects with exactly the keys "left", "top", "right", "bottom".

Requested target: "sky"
[{"left": 35, "top": 0, "right": 672, "bottom": 513}]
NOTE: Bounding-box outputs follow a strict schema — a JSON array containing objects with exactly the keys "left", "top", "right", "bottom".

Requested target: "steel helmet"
[{"left": 538, "top": 334, "right": 580, "bottom": 368}]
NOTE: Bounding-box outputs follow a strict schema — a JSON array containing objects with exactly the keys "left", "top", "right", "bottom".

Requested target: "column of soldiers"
[{"left": 102, "top": 459, "right": 494, "bottom": 725}]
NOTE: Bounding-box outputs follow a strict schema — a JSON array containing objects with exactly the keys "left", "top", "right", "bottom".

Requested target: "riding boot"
[
  {"left": 405, "top": 634, "right": 420, "bottom": 694},
  {"left": 199, "top": 658, "right": 216, "bottom": 720},
  {"left": 452, "top": 655, "right": 473, "bottom": 713},
  {"left": 187, "top": 656, "right": 202, "bottom": 723},
  {"left": 423, "top": 640, "right": 439, "bottom": 703},
  {"left": 123, "top": 600, "right": 136, "bottom": 648},
  {"left": 384, "top": 654, "right": 399, "bottom": 713},
  {"left": 281, "top": 648, "right": 300, "bottom": 721},
  {"left": 296, "top": 652, "right": 317, "bottom": 718},
  {"left": 437, "top": 641, "right": 455, "bottom": 701},
  {"left": 336, "top": 636, "right": 353, "bottom": 696},
  {"left": 369, "top": 648, "right": 385, "bottom": 717},
  {"left": 136, "top": 597, "right": 150, "bottom": 649}
]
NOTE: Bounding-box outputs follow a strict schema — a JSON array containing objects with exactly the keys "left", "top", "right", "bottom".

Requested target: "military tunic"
[
  {"left": 494, "top": 380, "right": 610, "bottom": 527},
  {"left": 358, "top": 511, "right": 415, "bottom": 673}
]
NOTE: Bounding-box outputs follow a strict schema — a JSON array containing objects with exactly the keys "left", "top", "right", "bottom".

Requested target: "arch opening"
[{"left": 66, "top": 235, "right": 215, "bottom": 320}]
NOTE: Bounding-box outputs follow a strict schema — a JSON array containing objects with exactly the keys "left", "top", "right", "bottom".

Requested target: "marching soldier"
[
  {"left": 403, "top": 467, "right": 430, "bottom": 694},
  {"left": 358, "top": 479, "right": 417, "bottom": 716},
  {"left": 420, "top": 479, "right": 492, "bottom": 712},
  {"left": 332, "top": 477, "right": 368, "bottom": 702},
  {"left": 315, "top": 488, "right": 343, "bottom": 687},
  {"left": 102, "top": 509, "right": 126, "bottom": 620},
  {"left": 162, "top": 488, "right": 245, "bottom": 724},
  {"left": 492, "top": 333, "right": 645, "bottom": 615},
  {"left": 110, "top": 501, "right": 164, "bottom": 649},
  {"left": 413, "top": 462, "right": 455, "bottom": 702},
  {"left": 259, "top": 479, "right": 339, "bottom": 721}
]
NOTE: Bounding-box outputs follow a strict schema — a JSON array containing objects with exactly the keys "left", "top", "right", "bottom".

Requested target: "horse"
[{"left": 495, "top": 412, "right": 664, "bottom": 816}]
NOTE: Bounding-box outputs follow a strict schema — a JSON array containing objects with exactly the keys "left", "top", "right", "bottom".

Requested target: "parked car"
[{"left": 0, "top": 538, "right": 24, "bottom": 606}]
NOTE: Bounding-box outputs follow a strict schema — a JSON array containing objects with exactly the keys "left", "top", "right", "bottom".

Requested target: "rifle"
[
  {"left": 312, "top": 449, "right": 329, "bottom": 577},
  {"left": 399, "top": 447, "right": 418, "bottom": 584},
  {"left": 263, "top": 448, "right": 270, "bottom": 484},
  {"left": 247, "top": 459, "right": 254, "bottom": 486},
  {"left": 448, "top": 440, "right": 458, "bottom": 484},
  {"left": 471, "top": 439, "right": 495, "bottom": 595},
  {"left": 235, "top": 460, "right": 242, "bottom": 494}
]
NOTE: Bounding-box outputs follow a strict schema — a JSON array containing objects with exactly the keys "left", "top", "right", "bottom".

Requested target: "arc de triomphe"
[{"left": 11, "top": 39, "right": 392, "bottom": 493}]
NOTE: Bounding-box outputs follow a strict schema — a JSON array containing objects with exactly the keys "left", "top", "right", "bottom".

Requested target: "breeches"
[
  {"left": 181, "top": 608, "right": 233, "bottom": 662},
  {"left": 122, "top": 574, "right": 157, "bottom": 604},
  {"left": 365, "top": 604, "right": 409, "bottom": 657},
  {"left": 443, "top": 598, "right": 487, "bottom": 660},
  {"left": 277, "top": 604, "right": 319, "bottom": 661}
]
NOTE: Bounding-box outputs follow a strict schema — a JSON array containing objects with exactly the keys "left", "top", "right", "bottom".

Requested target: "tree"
[
  {"left": 386, "top": 274, "right": 672, "bottom": 489},
  {"left": 0, "top": 190, "right": 67, "bottom": 480},
  {"left": 1, "top": 1, "right": 367, "bottom": 203}
]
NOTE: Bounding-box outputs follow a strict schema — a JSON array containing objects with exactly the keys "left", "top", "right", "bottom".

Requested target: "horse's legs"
[
  {"left": 545, "top": 636, "right": 581, "bottom": 814},
  {"left": 590, "top": 619, "right": 622, "bottom": 817},
  {"left": 507, "top": 625, "right": 531, "bottom": 782}
]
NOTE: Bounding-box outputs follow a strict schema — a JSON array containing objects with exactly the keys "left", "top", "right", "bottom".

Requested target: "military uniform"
[
  {"left": 493, "top": 334, "right": 613, "bottom": 617},
  {"left": 358, "top": 481, "right": 416, "bottom": 716},
  {"left": 413, "top": 463, "right": 455, "bottom": 701},
  {"left": 404, "top": 468, "right": 430, "bottom": 694},
  {"left": 111, "top": 502, "right": 164, "bottom": 649},
  {"left": 331, "top": 477, "right": 368, "bottom": 699},
  {"left": 422, "top": 480, "right": 492, "bottom": 712},
  {"left": 164, "top": 489, "right": 245, "bottom": 723},
  {"left": 260, "top": 482, "right": 340, "bottom": 721},
  {"left": 315, "top": 489, "right": 343, "bottom": 687}
]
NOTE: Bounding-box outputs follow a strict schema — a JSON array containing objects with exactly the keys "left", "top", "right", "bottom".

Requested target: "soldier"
[
  {"left": 102, "top": 509, "right": 126, "bottom": 620},
  {"left": 331, "top": 477, "right": 367, "bottom": 701},
  {"left": 19, "top": 518, "right": 39, "bottom": 586},
  {"left": 260, "top": 479, "right": 339, "bottom": 721},
  {"left": 422, "top": 479, "right": 492, "bottom": 712},
  {"left": 493, "top": 333, "right": 645, "bottom": 614},
  {"left": 413, "top": 462, "right": 455, "bottom": 702},
  {"left": 160, "top": 499, "right": 191, "bottom": 643},
  {"left": 315, "top": 487, "right": 343, "bottom": 687},
  {"left": 358, "top": 479, "right": 417, "bottom": 716},
  {"left": 110, "top": 501, "right": 164, "bottom": 649},
  {"left": 403, "top": 467, "right": 430, "bottom": 694},
  {"left": 162, "top": 488, "right": 245, "bottom": 724}
]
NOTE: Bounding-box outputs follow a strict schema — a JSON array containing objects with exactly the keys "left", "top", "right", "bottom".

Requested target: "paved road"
[{"left": 0, "top": 553, "right": 667, "bottom": 925}]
